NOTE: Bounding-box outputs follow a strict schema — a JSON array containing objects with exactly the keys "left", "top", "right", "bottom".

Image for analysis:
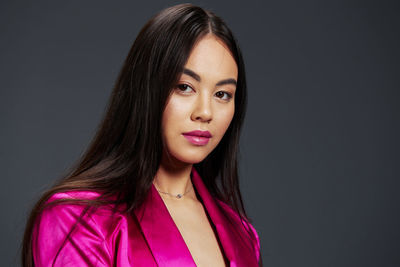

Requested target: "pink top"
[{"left": 32, "top": 167, "right": 261, "bottom": 266}]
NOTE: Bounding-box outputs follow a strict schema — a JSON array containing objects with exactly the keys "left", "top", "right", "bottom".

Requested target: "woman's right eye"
[{"left": 176, "top": 84, "right": 194, "bottom": 93}]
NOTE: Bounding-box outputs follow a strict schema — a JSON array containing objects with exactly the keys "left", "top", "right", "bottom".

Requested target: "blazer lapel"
[
  {"left": 134, "top": 166, "right": 258, "bottom": 267},
  {"left": 134, "top": 183, "right": 196, "bottom": 267},
  {"left": 191, "top": 167, "right": 259, "bottom": 267}
]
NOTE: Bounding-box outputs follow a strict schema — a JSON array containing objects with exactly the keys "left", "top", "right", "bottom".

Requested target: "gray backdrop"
[{"left": 1, "top": 0, "right": 399, "bottom": 266}]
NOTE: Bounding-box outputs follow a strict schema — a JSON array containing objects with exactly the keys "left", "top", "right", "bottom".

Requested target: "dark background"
[{"left": 1, "top": 0, "right": 399, "bottom": 266}]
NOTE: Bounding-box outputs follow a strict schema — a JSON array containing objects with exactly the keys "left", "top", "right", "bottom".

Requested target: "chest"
[{"left": 162, "top": 199, "right": 228, "bottom": 267}]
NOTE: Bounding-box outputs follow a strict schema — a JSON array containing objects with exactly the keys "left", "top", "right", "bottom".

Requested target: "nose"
[{"left": 191, "top": 93, "right": 212, "bottom": 123}]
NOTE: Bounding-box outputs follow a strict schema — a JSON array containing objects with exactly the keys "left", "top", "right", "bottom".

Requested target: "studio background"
[{"left": 1, "top": 0, "right": 399, "bottom": 266}]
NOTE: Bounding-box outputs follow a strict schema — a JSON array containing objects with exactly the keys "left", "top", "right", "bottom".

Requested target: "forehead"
[{"left": 183, "top": 34, "right": 238, "bottom": 81}]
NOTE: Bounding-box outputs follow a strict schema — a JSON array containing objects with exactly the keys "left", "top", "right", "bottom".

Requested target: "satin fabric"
[{"left": 32, "top": 167, "right": 261, "bottom": 266}]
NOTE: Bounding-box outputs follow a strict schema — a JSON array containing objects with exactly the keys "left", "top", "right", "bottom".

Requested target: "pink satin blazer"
[{"left": 32, "top": 167, "right": 261, "bottom": 266}]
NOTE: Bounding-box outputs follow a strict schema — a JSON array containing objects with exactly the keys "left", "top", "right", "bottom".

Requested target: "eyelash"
[{"left": 176, "top": 84, "right": 233, "bottom": 101}]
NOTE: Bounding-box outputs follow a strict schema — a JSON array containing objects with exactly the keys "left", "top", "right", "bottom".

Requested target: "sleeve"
[
  {"left": 32, "top": 201, "right": 112, "bottom": 267},
  {"left": 246, "top": 222, "right": 261, "bottom": 265}
]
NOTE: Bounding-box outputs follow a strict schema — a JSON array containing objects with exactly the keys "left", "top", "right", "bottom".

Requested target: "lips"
[
  {"left": 182, "top": 130, "right": 212, "bottom": 145},
  {"left": 182, "top": 130, "right": 212, "bottom": 138}
]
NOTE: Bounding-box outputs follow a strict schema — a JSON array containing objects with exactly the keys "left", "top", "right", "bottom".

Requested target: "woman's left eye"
[{"left": 215, "top": 91, "right": 232, "bottom": 101}]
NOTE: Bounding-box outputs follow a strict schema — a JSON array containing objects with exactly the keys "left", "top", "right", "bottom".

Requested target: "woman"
[{"left": 22, "top": 4, "right": 261, "bottom": 267}]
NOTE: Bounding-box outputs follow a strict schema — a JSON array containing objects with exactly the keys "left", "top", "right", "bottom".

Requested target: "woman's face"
[{"left": 161, "top": 34, "right": 237, "bottom": 165}]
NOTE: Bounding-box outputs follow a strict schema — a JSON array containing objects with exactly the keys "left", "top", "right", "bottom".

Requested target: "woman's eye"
[
  {"left": 215, "top": 91, "right": 232, "bottom": 101},
  {"left": 176, "top": 84, "right": 194, "bottom": 93}
]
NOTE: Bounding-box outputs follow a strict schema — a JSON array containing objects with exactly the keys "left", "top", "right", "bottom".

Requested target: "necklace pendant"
[{"left": 176, "top": 194, "right": 182, "bottom": 199}]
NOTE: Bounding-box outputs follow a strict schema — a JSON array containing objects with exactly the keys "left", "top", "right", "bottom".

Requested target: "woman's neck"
[{"left": 153, "top": 162, "right": 196, "bottom": 201}]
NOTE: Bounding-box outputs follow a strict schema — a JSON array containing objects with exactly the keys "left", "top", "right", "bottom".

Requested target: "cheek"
[
  {"left": 215, "top": 106, "right": 235, "bottom": 138},
  {"left": 162, "top": 97, "right": 190, "bottom": 136}
]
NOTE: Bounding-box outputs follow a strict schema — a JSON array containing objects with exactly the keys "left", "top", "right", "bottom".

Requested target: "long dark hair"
[{"left": 22, "top": 3, "right": 257, "bottom": 266}]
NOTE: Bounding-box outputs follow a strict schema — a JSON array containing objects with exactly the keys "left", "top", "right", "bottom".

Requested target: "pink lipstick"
[{"left": 182, "top": 130, "right": 212, "bottom": 146}]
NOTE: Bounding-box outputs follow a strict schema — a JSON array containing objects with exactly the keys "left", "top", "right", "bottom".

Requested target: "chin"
[
  {"left": 173, "top": 151, "right": 211, "bottom": 165},
  {"left": 177, "top": 155, "right": 207, "bottom": 164}
]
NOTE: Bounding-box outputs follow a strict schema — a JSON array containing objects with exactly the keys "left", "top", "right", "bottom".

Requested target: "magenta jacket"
[{"left": 32, "top": 167, "right": 261, "bottom": 266}]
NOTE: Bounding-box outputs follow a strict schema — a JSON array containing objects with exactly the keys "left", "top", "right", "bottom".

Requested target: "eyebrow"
[{"left": 182, "top": 68, "right": 237, "bottom": 87}]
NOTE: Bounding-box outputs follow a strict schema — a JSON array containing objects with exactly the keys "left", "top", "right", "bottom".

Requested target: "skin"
[
  {"left": 153, "top": 33, "right": 238, "bottom": 199},
  {"left": 153, "top": 33, "right": 238, "bottom": 267}
]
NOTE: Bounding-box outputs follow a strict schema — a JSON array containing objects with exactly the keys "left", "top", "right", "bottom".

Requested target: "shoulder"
[
  {"left": 32, "top": 190, "right": 128, "bottom": 266},
  {"left": 39, "top": 190, "right": 125, "bottom": 237},
  {"left": 216, "top": 198, "right": 259, "bottom": 237},
  {"left": 216, "top": 199, "right": 261, "bottom": 263},
  {"left": 47, "top": 190, "right": 104, "bottom": 202}
]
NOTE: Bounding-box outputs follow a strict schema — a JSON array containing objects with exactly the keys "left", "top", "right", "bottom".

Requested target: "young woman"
[{"left": 22, "top": 4, "right": 262, "bottom": 267}]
